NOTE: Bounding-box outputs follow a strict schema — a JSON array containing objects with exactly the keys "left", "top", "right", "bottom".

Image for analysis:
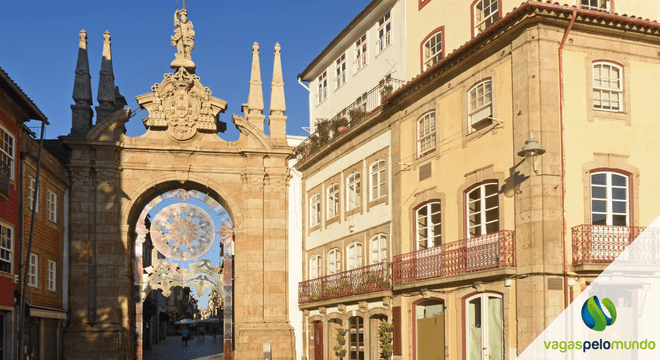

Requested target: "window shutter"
[{"left": 393, "top": 306, "right": 402, "bottom": 355}]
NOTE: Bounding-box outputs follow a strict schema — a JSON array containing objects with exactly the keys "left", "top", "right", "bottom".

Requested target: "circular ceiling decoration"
[{"left": 150, "top": 202, "right": 216, "bottom": 261}]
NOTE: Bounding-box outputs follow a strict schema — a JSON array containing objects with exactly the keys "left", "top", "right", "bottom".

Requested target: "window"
[
  {"left": 347, "top": 172, "right": 361, "bottom": 211},
  {"left": 0, "top": 223, "right": 12, "bottom": 273},
  {"left": 465, "top": 293, "right": 503, "bottom": 360},
  {"left": 415, "top": 300, "right": 445, "bottom": 360},
  {"left": 371, "top": 234, "right": 387, "bottom": 263},
  {"left": 417, "top": 112, "right": 436, "bottom": 157},
  {"left": 48, "top": 190, "right": 57, "bottom": 222},
  {"left": 47, "top": 260, "right": 56, "bottom": 291},
  {"left": 327, "top": 183, "right": 339, "bottom": 219},
  {"left": 370, "top": 160, "right": 386, "bottom": 200},
  {"left": 0, "top": 126, "right": 15, "bottom": 180},
  {"left": 473, "top": 0, "right": 499, "bottom": 36},
  {"left": 468, "top": 80, "right": 493, "bottom": 133},
  {"left": 591, "top": 172, "right": 628, "bottom": 226},
  {"left": 28, "top": 253, "right": 38, "bottom": 287},
  {"left": 310, "top": 194, "right": 321, "bottom": 227},
  {"left": 347, "top": 242, "right": 362, "bottom": 270},
  {"left": 581, "top": 0, "right": 610, "bottom": 12},
  {"left": 310, "top": 255, "right": 322, "bottom": 279},
  {"left": 354, "top": 34, "right": 368, "bottom": 72},
  {"left": 423, "top": 31, "right": 443, "bottom": 71},
  {"left": 317, "top": 71, "right": 328, "bottom": 104},
  {"left": 28, "top": 177, "right": 40, "bottom": 212},
  {"left": 335, "top": 54, "right": 347, "bottom": 89},
  {"left": 466, "top": 183, "right": 499, "bottom": 238},
  {"left": 349, "top": 316, "right": 365, "bottom": 360},
  {"left": 377, "top": 12, "right": 392, "bottom": 53},
  {"left": 328, "top": 248, "right": 341, "bottom": 275},
  {"left": 592, "top": 62, "right": 622, "bottom": 111},
  {"left": 416, "top": 202, "right": 441, "bottom": 250}
]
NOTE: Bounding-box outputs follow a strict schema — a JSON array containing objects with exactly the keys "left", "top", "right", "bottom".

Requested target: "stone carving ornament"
[{"left": 171, "top": 7, "right": 195, "bottom": 69}]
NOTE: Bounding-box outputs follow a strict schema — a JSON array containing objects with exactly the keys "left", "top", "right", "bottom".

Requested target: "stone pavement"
[{"left": 144, "top": 335, "right": 224, "bottom": 360}]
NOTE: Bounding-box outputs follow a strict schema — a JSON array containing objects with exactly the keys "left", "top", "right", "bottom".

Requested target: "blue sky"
[{"left": 2, "top": 0, "right": 370, "bottom": 311}]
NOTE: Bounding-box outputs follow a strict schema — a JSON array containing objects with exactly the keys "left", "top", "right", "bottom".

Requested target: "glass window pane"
[
  {"left": 591, "top": 173, "right": 606, "bottom": 185},
  {"left": 612, "top": 201, "right": 627, "bottom": 214},
  {"left": 485, "top": 194, "right": 498, "bottom": 209},
  {"left": 486, "top": 221, "right": 499, "bottom": 234},
  {"left": 591, "top": 186, "right": 607, "bottom": 199},
  {"left": 611, "top": 174, "right": 627, "bottom": 187},
  {"left": 592, "top": 213, "right": 607, "bottom": 225},
  {"left": 612, "top": 215, "right": 627, "bottom": 226},
  {"left": 592, "top": 200, "right": 607, "bottom": 213},
  {"left": 485, "top": 184, "right": 498, "bottom": 195},
  {"left": 487, "top": 297, "right": 503, "bottom": 360},
  {"left": 486, "top": 209, "right": 498, "bottom": 223},
  {"left": 612, "top": 188, "right": 627, "bottom": 200}
]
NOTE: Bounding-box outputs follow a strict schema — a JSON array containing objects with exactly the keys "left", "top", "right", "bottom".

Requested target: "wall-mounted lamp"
[
  {"left": 517, "top": 131, "right": 546, "bottom": 172},
  {"left": 504, "top": 279, "right": 512, "bottom": 287}
]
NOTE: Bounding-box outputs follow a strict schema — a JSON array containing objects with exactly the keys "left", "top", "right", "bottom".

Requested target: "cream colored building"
[{"left": 295, "top": 1, "right": 660, "bottom": 359}]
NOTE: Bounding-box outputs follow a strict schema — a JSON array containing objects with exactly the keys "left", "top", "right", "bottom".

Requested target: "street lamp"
[{"left": 517, "top": 131, "right": 546, "bottom": 173}]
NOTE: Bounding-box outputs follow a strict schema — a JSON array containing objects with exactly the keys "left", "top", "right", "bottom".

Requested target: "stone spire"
[
  {"left": 268, "top": 43, "right": 287, "bottom": 145},
  {"left": 243, "top": 42, "right": 265, "bottom": 132},
  {"left": 71, "top": 29, "right": 94, "bottom": 136},
  {"left": 96, "top": 31, "right": 117, "bottom": 121}
]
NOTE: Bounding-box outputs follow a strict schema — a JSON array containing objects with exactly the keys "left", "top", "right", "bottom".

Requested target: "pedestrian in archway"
[{"left": 182, "top": 327, "right": 189, "bottom": 346}]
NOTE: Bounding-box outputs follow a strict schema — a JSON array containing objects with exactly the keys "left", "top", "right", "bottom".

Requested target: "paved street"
[{"left": 144, "top": 335, "right": 224, "bottom": 360}]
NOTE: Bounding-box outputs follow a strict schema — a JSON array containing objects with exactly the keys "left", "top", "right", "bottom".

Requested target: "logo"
[{"left": 581, "top": 296, "right": 617, "bottom": 331}]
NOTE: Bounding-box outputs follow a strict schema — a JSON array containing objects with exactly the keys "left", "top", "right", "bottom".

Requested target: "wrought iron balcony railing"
[
  {"left": 392, "top": 230, "right": 516, "bottom": 285},
  {"left": 572, "top": 224, "right": 652, "bottom": 265},
  {"left": 298, "top": 262, "right": 390, "bottom": 304},
  {"left": 0, "top": 161, "right": 9, "bottom": 201},
  {"left": 295, "top": 77, "right": 405, "bottom": 164}
]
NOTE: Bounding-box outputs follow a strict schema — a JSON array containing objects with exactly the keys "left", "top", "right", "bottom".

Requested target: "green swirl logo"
[{"left": 581, "top": 296, "right": 617, "bottom": 331}]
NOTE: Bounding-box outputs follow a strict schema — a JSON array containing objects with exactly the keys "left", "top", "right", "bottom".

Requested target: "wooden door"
[{"left": 314, "top": 321, "right": 324, "bottom": 360}]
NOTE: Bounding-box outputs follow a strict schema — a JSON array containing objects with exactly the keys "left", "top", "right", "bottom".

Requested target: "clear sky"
[{"left": 2, "top": 0, "right": 370, "bottom": 312}]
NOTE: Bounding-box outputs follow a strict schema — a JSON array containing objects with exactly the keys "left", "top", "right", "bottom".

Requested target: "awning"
[{"left": 29, "top": 305, "right": 66, "bottom": 320}]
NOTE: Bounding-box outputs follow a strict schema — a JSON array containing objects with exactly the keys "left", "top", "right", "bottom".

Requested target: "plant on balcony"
[
  {"left": 333, "top": 327, "right": 348, "bottom": 359},
  {"left": 380, "top": 83, "right": 393, "bottom": 103},
  {"left": 378, "top": 321, "right": 394, "bottom": 358},
  {"left": 323, "top": 278, "right": 352, "bottom": 298},
  {"left": 308, "top": 134, "right": 320, "bottom": 153},
  {"left": 348, "top": 108, "right": 365, "bottom": 123},
  {"left": 332, "top": 117, "right": 349, "bottom": 134},
  {"left": 315, "top": 118, "right": 331, "bottom": 145}
]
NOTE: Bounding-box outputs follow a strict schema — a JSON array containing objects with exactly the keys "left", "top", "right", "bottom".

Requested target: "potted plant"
[
  {"left": 308, "top": 134, "right": 320, "bottom": 153},
  {"left": 315, "top": 118, "right": 331, "bottom": 145},
  {"left": 333, "top": 117, "right": 349, "bottom": 134},
  {"left": 333, "top": 327, "right": 348, "bottom": 359},
  {"left": 378, "top": 321, "right": 394, "bottom": 358},
  {"left": 380, "top": 83, "right": 393, "bottom": 102},
  {"left": 348, "top": 108, "right": 365, "bottom": 123}
]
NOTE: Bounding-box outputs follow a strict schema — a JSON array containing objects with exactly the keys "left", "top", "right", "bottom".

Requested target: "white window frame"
[
  {"left": 0, "top": 222, "right": 13, "bottom": 274},
  {"left": 473, "top": 0, "right": 499, "bottom": 36},
  {"left": 28, "top": 253, "right": 38, "bottom": 287},
  {"left": 354, "top": 34, "right": 368, "bottom": 73},
  {"left": 327, "top": 183, "right": 339, "bottom": 219},
  {"left": 580, "top": 0, "right": 610, "bottom": 12},
  {"left": 377, "top": 12, "right": 392, "bottom": 54},
  {"left": 591, "top": 171, "right": 629, "bottom": 226},
  {"left": 328, "top": 248, "right": 341, "bottom": 275},
  {"left": 317, "top": 71, "right": 328, "bottom": 105},
  {"left": 346, "top": 172, "right": 361, "bottom": 211},
  {"left": 465, "top": 293, "right": 504, "bottom": 360},
  {"left": 370, "top": 160, "right": 386, "bottom": 201},
  {"left": 468, "top": 80, "right": 493, "bottom": 133},
  {"left": 417, "top": 112, "right": 436, "bottom": 157},
  {"left": 335, "top": 54, "right": 347, "bottom": 89},
  {"left": 310, "top": 255, "right": 322, "bottom": 279},
  {"left": 347, "top": 241, "right": 363, "bottom": 270},
  {"left": 466, "top": 182, "right": 499, "bottom": 238},
  {"left": 0, "top": 125, "right": 15, "bottom": 180},
  {"left": 592, "top": 62, "right": 622, "bottom": 112},
  {"left": 423, "top": 31, "right": 443, "bottom": 71},
  {"left": 416, "top": 202, "right": 441, "bottom": 250},
  {"left": 47, "top": 260, "right": 56, "bottom": 291},
  {"left": 310, "top": 193, "right": 321, "bottom": 227},
  {"left": 48, "top": 190, "right": 57, "bottom": 222},
  {"left": 28, "top": 177, "right": 40, "bottom": 213},
  {"left": 371, "top": 234, "right": 387, "bottom": 264}
]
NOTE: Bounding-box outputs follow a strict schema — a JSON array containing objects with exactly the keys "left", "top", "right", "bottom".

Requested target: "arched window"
[
  {"left": 417, "top": 111, "right": 436, "bottom": 157},
  {"left": 370, "top": 160, "right": 386, "bottom": 200},
  {"left": 592, "top": 62, "right": 622, "bottom": 111},
  {"left": 347, "top": 172, "right": 361, "bottom": 211},
  {"left": 309, "top": 255, "right": 322, "bottom": 279},
  {"left": 416, "top": 202, "right": 441, "bottom": 250},
  {"left": 591, "top": 171, "right": 628, "bottom": 226},
  {"left": 310, "top": 193, "right": 321, "bottom": 227},
  {"left": 347, "top": 242, "right": 363, "bottom": 270},
  {"left": 371, "top": 234, "right": 387, "bottom": 263},
  {"left": 464, "top": 293, "right": 503, "bottom": 360},
  {"left": 473, "top": 0, "right": 500, "bottom": 36},
  {"left": 327, "top": 183, "right": 339, "bottom": 219},
  {"left": 414, "top": 299, "right": 445, "bottom": 360},
  {"left": 466, "top": 182, "right": 499, "bottom": 238},
  {"left": 423, "top": 30, "right": 443, "bottom": 71},
  {"left": 328, "top": 248, "right": 341, "bottom": 275},
  {"left": 468, "top": 79, "right": 492, "bottom": 133}
]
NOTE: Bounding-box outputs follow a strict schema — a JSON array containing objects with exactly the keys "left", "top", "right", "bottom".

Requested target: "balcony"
[
  {"left": 295, "top": 77, "right": 405, "bottom": 165},
  {"left": 572, "top": 224, "right": 656, "bottom": 270},
  {"left": 0, "top": 161, "right": 9, "bottom": 201},
  {"left": 392, "top": 230, "right": 516, "bottom": 285},
  {"left": 298, "top": 262, "right": 391, "bottom": 305}
]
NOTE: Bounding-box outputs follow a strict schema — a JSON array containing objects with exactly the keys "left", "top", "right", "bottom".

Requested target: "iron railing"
[
  {"left": 572, "top": 224, "right": 653, "bottom": 264},
  {"left": 0, "top": 161, "right": 9, "bottom": 200},
  {"left": 298, "top": 262, "right": 390, "bottom": 304},
  {"left": 295, "top": 77, "right": 405, "bottom": 164},
  {"left": 392, "top": 230, "right": 516, "bottom": 285}
]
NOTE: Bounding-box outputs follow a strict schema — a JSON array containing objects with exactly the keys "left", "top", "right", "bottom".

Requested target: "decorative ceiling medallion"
[{"left": 151, "top": 202, "right": 215, "bottom": 261}]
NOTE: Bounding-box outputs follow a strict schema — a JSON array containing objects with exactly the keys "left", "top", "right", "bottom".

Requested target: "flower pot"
[{"left": 337, "top": 126, "right": 348, "bottom": 133}]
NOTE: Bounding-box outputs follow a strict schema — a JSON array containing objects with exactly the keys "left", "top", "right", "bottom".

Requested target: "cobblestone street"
[{"left": 143, "top": 335, "right": 224, "bottom": 360}]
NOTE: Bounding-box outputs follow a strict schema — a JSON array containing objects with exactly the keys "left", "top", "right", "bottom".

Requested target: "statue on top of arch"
[{"left": 171, "top": 5, "right": 196, "bottom": 70}]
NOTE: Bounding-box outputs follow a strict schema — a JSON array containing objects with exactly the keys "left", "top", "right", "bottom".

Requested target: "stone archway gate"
[{"left": 62, "top": 10, "right": 295, "bottom": 359}]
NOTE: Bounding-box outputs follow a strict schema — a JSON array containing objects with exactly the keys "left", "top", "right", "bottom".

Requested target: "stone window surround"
[
  {"left": 581, "top": 153, "right": 639, "bottom": 226},
  {"left": 586, "top": 57, "right": 631, "bottom": 125},
  {"left": 408, "top": 188, "right": 446, "bottom": 252},
  {"left": 343, "top": 160, "right": 364, "bottom": 219},
  {"left": 420, "top": 27, "right": 445, "bottom": 73},
  {"left": 366, "top": 146, "right": 390, "bottom": 211},
  {"left": 324, "top": 172, "right": 343, "bottom": 228},
  {"left": 307, "top": 184, "right": 323, "bottom": 235},
  {"left": 457, "top": 165, "right": 506, "bottom": 240}
]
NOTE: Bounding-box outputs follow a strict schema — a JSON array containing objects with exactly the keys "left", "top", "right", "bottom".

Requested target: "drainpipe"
[{"left": 559, "top": 10, "right": 577, "bottom": 310}]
